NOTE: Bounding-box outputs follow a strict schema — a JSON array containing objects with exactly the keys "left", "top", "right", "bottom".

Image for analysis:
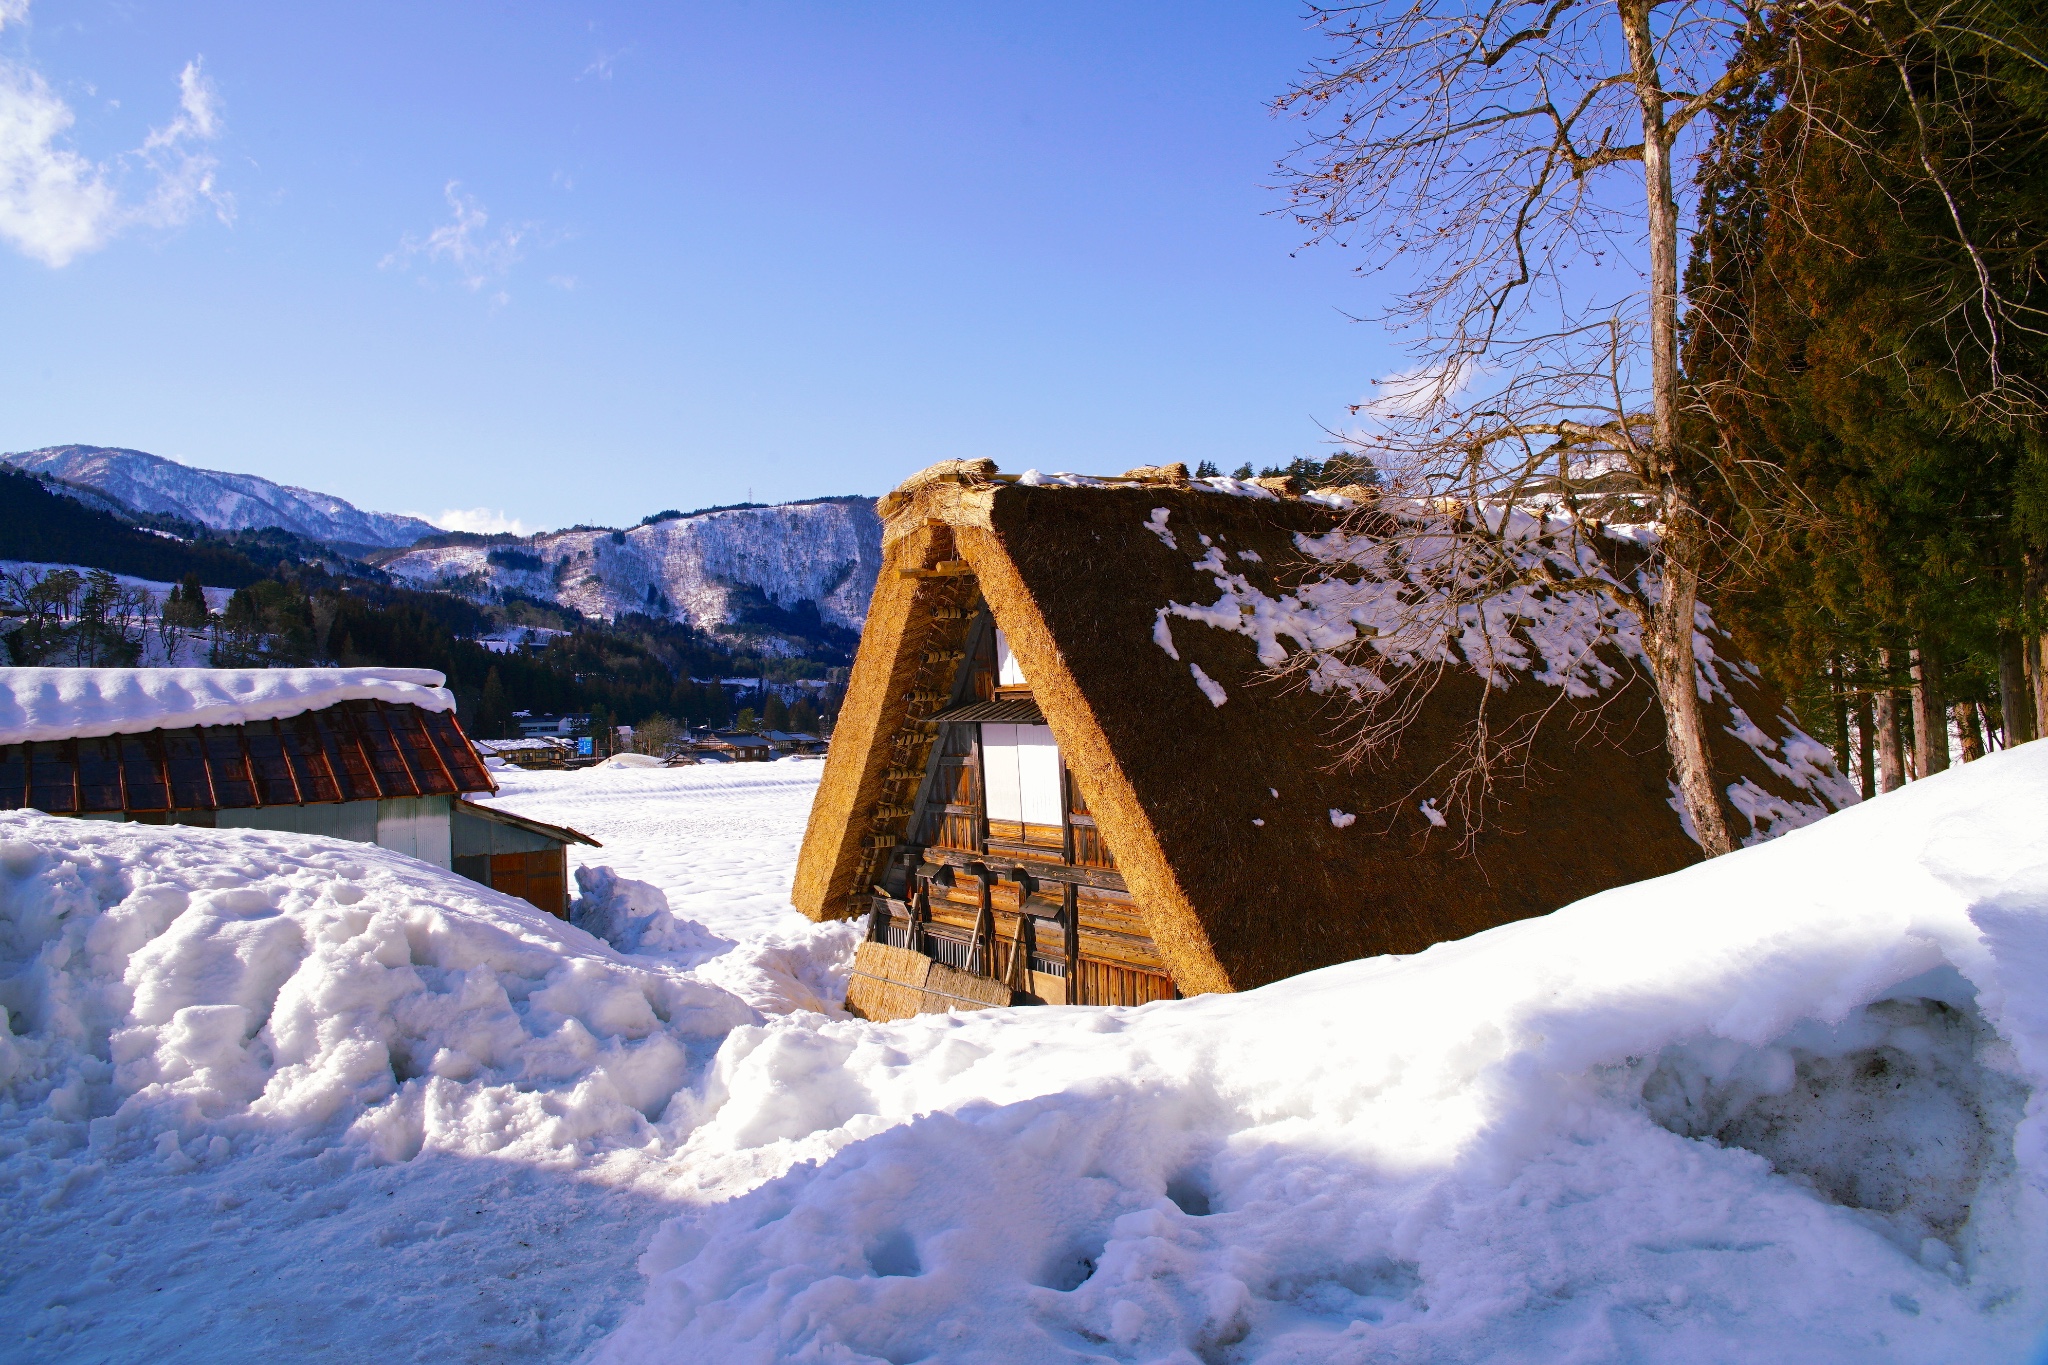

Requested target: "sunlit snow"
[{"left": 4, "top": 749, "right": 2046, "bottom": 1362}]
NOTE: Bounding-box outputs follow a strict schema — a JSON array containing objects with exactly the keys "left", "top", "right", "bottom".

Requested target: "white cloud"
[
  {"left": 136, "top": 59, "right": 232, "bottom": 229},
  {"left": 0, "top": 9, "right": 229, "bottom": 270},
  {"left": 1351, "top": 358, "right": 1486, "bottom": 422},
  {"left": 580, "top": 47, "right": 630, "bottom": 82},
  {"left": 383, "top": 182, "right": 527, "bottom": 296},
  {"left": 429, "top": 507, "right": 533, "bottom": 536},
  {"left": 0, "top": 63, "right": 118, "bottom": 266}
]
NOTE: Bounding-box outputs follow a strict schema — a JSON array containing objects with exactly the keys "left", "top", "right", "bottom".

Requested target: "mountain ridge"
[
  {"left": 377, "top": 496, "right": 884, "bottom": 642},
  {"left": 0, "top": 445, "right": 440, "bottom": 550},
  {"left": 1, "top": 442, "right": 887, "bottom": 646}
]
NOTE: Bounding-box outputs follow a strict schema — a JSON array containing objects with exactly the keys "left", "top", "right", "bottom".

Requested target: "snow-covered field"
[
  {"left": 5, "top": 752, "right": 2048, "bottom": 1362},
  {"left": 472, "top": 759, "right": 853, "bottom": 1015}
]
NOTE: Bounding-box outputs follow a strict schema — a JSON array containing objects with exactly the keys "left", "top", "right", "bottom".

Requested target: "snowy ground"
[
  {"left": 5, "top": 752, "right": 2048, "bottom": 1362},
  {"left": 0, "top": 760, "right": 851, "bottom": 1364},
  {"left": 471, "top": 758, "right": 851, "bottom": 1015}
]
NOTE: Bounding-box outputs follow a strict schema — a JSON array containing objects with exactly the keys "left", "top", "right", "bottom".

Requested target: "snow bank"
[
  {"left": 598, "top": 752, "right": 668, "bottom": 769},
  {"left": 3, "top": 756, "right": 841, "bottom": 1360},
  {"left": 0, "top": 666, "right": 455, "bottom": 744},
  {"left": 596, "top": 744, "right": 2048, "bottom": 1364},
  {"left": 573, "top": 864, "right": 734, "bottom": 964},
  {"left": 0, "top": 817, "right": 755, "bottom": 1169}
]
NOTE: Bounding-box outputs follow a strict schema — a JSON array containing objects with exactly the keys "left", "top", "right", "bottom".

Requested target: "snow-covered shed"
[
  {"left": 0, "top": 667, "right": 593, "bottom": 917},
  {"left": 451, "top": 799, "right": 600, "bottom": 918},
  {"left": 794, "top": 460, "right": 1855, "bottom": 1020}
]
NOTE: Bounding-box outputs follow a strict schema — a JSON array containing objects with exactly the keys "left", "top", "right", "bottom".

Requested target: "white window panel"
[
  {"left": 982, "top": 722, "right": 1024, "bottom": 822},
  {"left": 994, "top": 628, "right": 1029, "bottom": 687},
  {"left": 981, "top": 722, "right": 1060, "bottom": 825},
  {"left": 1015, "top": 725, "right": 1062, "bottom": 824}
]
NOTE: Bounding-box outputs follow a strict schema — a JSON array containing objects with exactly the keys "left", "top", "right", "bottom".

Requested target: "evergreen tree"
[
  {"left": 479, "top": 667, "right": 509, "bottom": 738},
  {"left": 1686, "top": 4, "right": 2048, "bottom": 761}
]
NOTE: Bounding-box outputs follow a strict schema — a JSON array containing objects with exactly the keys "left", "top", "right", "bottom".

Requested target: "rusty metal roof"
[
  {"left": 0, "top": 698, "right": 496, "bottom": 815},
  {"left": 455, "top": 797, "right": 601, "bottom": 847}
]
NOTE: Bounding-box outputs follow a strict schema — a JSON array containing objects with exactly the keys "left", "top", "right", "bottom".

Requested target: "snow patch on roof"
[
  {"left": 1142, "top": 507, "right": 1858, "bottom": 839},
  {"left": 0, "top": 667, "right": 456, "bottom": 745}
]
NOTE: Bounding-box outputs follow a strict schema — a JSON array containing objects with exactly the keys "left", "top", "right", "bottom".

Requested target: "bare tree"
[{"left": 1274, "top": 0, "right": 1790, "bottom": 855}]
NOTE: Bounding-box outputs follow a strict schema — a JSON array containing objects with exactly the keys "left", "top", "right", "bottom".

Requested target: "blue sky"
[{"left": 0, "top": 2, "right": 1402, "bottom": 533}]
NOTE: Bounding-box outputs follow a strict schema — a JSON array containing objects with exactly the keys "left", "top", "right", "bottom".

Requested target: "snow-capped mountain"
[
  {"left": 381, "top": 497, "right": 884, "bottom": 636},
  {"left": 0, "top": 445, "right": 437, "bottom": 549}
]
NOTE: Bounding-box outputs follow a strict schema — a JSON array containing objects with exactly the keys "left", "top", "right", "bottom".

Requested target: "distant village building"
[
  {"left": 0, "top": 667, "right": 595, "bottom": 919},
  {"left": 475, "top": 736, "right": 576, "bottom": 769},
  {"left": 697, "top": 732, "right": 773, "bottom": 762},
  {"left": 515, "top": 712, "right": 588, "bottom": 739},
  {"left": 795, "top": 460, "right": 1853, "bottom": 1021}
]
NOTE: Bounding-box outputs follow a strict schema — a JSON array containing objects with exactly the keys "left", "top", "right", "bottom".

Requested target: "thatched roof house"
[{"left": 794, "top": 461, "right": 1853, "bottom": 1020}]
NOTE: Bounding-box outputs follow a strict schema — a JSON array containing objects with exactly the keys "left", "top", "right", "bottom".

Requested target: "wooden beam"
[
  {"left": 1064, "top": 882, "right": 1081, "bottom": 1005},
  {"left": 920, "top": 845, "right": 1127, "bottom": 894},
  {"left": 897, "top": 560, "right": 976, "bottom": 580}
]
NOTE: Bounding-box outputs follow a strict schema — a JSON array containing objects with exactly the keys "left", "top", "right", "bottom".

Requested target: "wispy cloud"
[
  {"left": 429, "top": 507, "right": 533, "bottom": 536},
  {"left": 0, "top": 3, "right": 227, "bottom": 269},
  {"left": 136, "top": 60, "right": 231, "bottom": 228},
  {"left": 579, "top": 46, "right": 632, "bottom": 82},
  {"left": 382, "top": 182, "right": 528, "bottom": 300},
  {"left": 1350, "top": 358, "right": 1486, "bottom": 422}
]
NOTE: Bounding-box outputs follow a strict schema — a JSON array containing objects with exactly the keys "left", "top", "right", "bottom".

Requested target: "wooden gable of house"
[{"left": 853, "top": 605, "right": 1180, "bottom": 1016}]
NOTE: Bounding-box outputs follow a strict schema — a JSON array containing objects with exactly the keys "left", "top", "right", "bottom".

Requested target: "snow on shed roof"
[{"left": 0, "top": 667, "right": 456, "bottom": 746}]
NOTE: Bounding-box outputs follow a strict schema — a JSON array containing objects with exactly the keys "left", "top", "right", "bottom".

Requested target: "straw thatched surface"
[
  {"left": 796, "top": 467, "right": 1839, "bottom": 995},
  {"left": 844, "top": 940, "right": 1012, "bottom": 1021}
]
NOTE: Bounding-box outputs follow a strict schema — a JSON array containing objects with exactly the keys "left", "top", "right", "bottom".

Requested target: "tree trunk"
[
  {"left": 1912, "top": 644, "right": 1949, "bottom": 775},
  {"left": 1829, "top": 656, "right": 1851, "bottom": 773},
  {"left": 2000, "top": 631, "right": 2035, "bottom": 745},
  {"left": 1648, "top": 553, "right": 1734, "bottom": 856},
  {"left": 1855, "top": 687, "right": 1876, "bottom": 798},
  {"left": 1877, "top": 648, "right": 1907, "bottom": 791},
  {"left": 2035, "top": 631, "right": 2048, "bottom": 738},
  {"left": 1956, "top": 700, "right": 1985, "bottom": 762},
  {"left": 1622, "top": 0, "right": 1730, "bottom": 857}
]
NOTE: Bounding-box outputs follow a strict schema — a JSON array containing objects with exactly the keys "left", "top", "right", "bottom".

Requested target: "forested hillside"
[
  {"left": 0, "top": 469, "right": 271, "bottom": 587},
  {"left": 0, "top": 467, "right": 844, "bottom": 736}
]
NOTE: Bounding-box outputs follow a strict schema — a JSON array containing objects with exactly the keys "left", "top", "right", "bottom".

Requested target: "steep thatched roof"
[{"left": 794, "top": 461, "right": 1852, "bottom": 995}]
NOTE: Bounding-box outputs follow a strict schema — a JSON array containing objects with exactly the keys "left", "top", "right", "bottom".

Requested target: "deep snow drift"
[
  {"left": 0, "top": 760, "right": 848, "bottom": 1362},
  {"left": 596, "top": 745, "right": 2048, "bottom": 1364},
  {"left": 4, "top": 748, "right": 2046, "bottom": 1362}
]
